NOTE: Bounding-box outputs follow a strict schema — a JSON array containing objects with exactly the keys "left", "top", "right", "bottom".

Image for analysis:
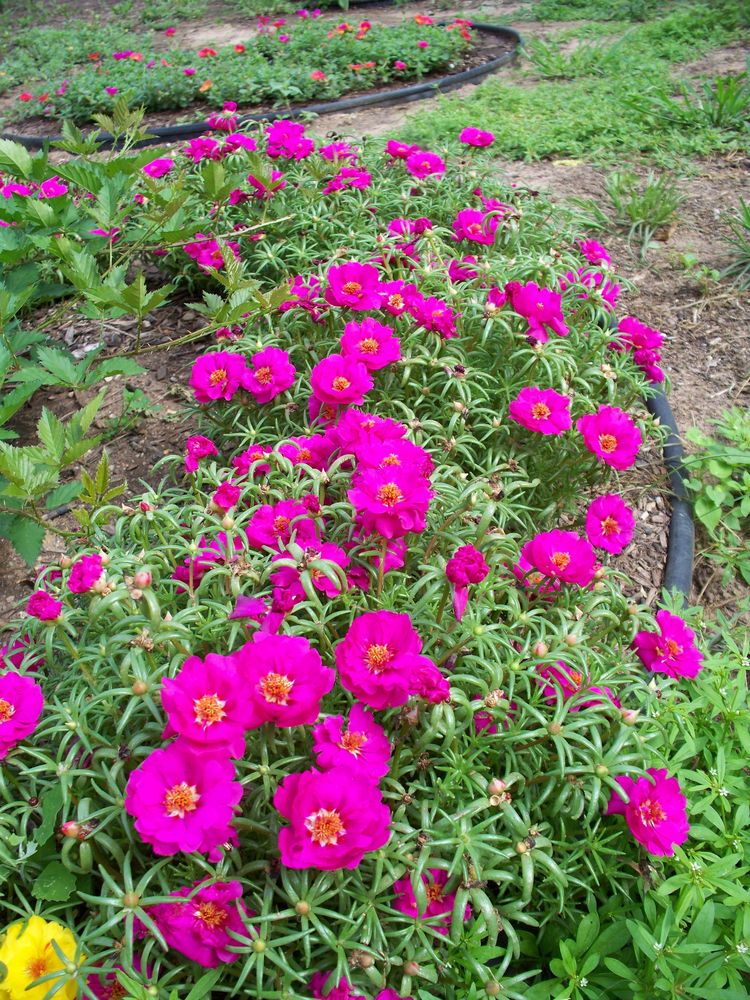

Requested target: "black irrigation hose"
[
  {"left": 0, "top": 23, "right": 520, "bottom": 151},
  {"left": 645, "top": 390, "right": 694, "bottom": 601}
]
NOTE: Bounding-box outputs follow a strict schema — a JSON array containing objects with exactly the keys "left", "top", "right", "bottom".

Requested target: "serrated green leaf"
[
  {"left": 34, "top": 786, "right": 63, "bottom": 844},
  {"left": 0, "top": 139, "right": 33, "bottom": 179},
  {"left": 3, "top": 515, "right": 45, "bottom": 566},
  {"left": 37, "top": 409, "right": 66, "bottom": 461},
  {"left": 46, "top": 481, "right": 83, "bottom": 509},
  {"left": 32, "top": 861, "right": 77, "bottom": 902}
]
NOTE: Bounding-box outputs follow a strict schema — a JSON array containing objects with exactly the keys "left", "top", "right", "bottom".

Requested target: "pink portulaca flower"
[
  {"left": 349, "top": 465, "right": 432, "bottom": 539},
  {"left": 355, "top": 437, "right": 433, "bottom": 477},
  {"left": 459, "top": 127, "right": 495, "bottom": 147},
  {"left": 242, "top": 346, "right": 295, "bottom": 403},
  {"left": 340, "top": 318, "right": 401, "bottom": 371},
  {"left": 68, "top": 553, "right": 104, "bottom": 593},
  {"left": 325, "top": 262, "right": 383, "bottom": 310},
  {"left": 452, "top": 208, "right": 498, "bottom": 245},
  {"left": 211, "top": 481, "right": 241, "bottom": 512},
  {"left": 124, "top": 742, "right": 242, "bottom": 856},
  {"left": 0, "top": 672, "right": 44, "bottom": 759},
  {"left": 233, "top": 443, "right": 272, "bottom": 478},
  {"left": 446, "top": 544, "right": 490, "bottom": 621},
  {"left": 508, "top": 386, "right": 572, "bottom": 435},
  {"left": 518, "top": 530, "right": 598, "bottom": 588},
  {"left": 613, "top": 316, "right": 665, "bottom": 383},
  {"left": 576, "top": 405, "right": 642, "bottom": 470},
  {"left": 505, "top": 281, "right": 569, "bottom": 342},
  {"left": 234, "top": 633, "right": 335, "bottom": 728},
  {"left": 190, "top": 352, "right": 248, "bottom": 404},
  {"left": 578, "top": 238, "right": 611, "bottom": 267},
  {"left": 336, "top": 610, "right": 432, "bottom": 709},
  {"left": 266, "top": 119, "right": 315, "bottom": 160},
  {"left": 310, "top": 972, "right": 366, "bottom": 1000},
  {"left": 38, "top": 176, "right": 68, "bottom": 199},
  {"left": 406, "top": 291, "right": 460, "bottom": 339},
  {"left": 405, "top": 149, "right": 446, "bottom": 179},
  {"left": 385, "top": 139, "right": 417, "bottom": 160},
  {"left": 586, "top": 494, "right": 635, "bottom": 554},
  {"left": 246, "top": 169, "right": 285, "bottom": 199},
  {"left": 393, "top": 869, "right": 471, "bottom": 935},
  {"left": 448, "top": 256, "right": 479, "bottom": 282},
  {"left": 184, "top": 234, "right": 240, "bottom": 271},
  {"left": 312, "top": 703, "right": 391, "bottom": 781},
  {"left": 26, "top": 591, "right": 62, "bottom": 621},
  {"left": 246, "top": 498, "right": 319, "bottom": 550},
  {"left": 536, "top": 662, "right": 619, "bottom": 711},
  {"left": 319, "top": 141, "right": 358, "bottom": 162},
  {"left": 322, "top": 167, "right": 372, "bottom": 194},
  {"left": 274, "top": 765, "right": 390, "bottom": 869},
  {"left": 413, "top": 659, "right": 450, "bottom": 703},
  {"left": 142, "top": 157, "right": 174, "bottom": 178},
  {"left": 148, "top": 880, "right": 250, "bottom": 967},
  {"left": 606, "top": 768, "right": 688, "bottom": 856},
  {"left": 278, "top": 433, "right": 333, "bottom": 471},
  {"left": 184, "top": 435, "right": 218, "bottom": 473},
  {"left": 161, "top": 653, "right": 252, "bottom": 756},
  {"left": 331, "top": 408, "right": 405, "bottom": 457},
  {"left": 310, "top": 354, "right": 373, "bottom": 407},
  {"left": 271, "top": 542, "right": 350, "bottom": 601},
  {"left": 632, "top": 609, "right": 704, "bottom": 679}
]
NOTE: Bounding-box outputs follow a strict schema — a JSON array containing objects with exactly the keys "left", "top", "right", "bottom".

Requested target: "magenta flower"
[
  {"left": 448, "top": 256, "right": 479, "bottom": 282},
  {"left": 68, "top": 553, "right": 104, "bottom": 593},
  {"left": 576, "top": 405, "right": 642, "bottom": 470},
  {"left": 246, "top": 169, "right": 285, "bottom": 199},
  {"left": 632, "top": 609, "right": 703, "bottom": 679},
  {"left": 182, "top": 136, "right": 221, "bottom": 161},
  {"left": 124, "top": 742, "right": 242, "bottom": 855},
  {"left": 38, "top": 176, "right": 68, "bottom": 199},
  {"left": 459, "top": 127, "right": 495, "bottom": 147},
  {"left": 148, "top": 880, "right": 250, "bottom": 967},
  {"left": 212, "top": 481, "right": 241, "bottom": 512},
  {"left": 161, "top": 653, "right": 251, "bottom": 756},
  {"left": 405, "top": 149, "right": 446, "bottom": 179},
  {"left": 349, "top": 464, "right": 432, "bottom": 539},
  {"left": 142, "top": 157, "right": 174, "bottom": 178},
  {"left": 508, "top": 386, "right": 572, "bottom": 435},
  {"left": 189, "top": 352, "right": 248, "bottom": 404},
  {"left": 224, "top": 132, "right": 258, "bottom": 153},
  {"left": 312, "top": 703, "right": 391, "bottom": 781},
  {"left": 606, "top": 768, "right": 688, "bottom": 856},
  {"left": 0, "top": 672, "right": 44, "bottom": 759},
  {"left": 413, "top": 659, "right": 450, "bottom": 703},
  {"left": 536, "top": 661, "right": 619, "bottom": 711},
  {"left": 274, "top": 765, "right": 390, "bottom": 869},
  {"left": 446, "top": 544, "right": 490, "bottom": 621},
  {"left": 234, "top": 633, "right": 335, "bottom": 727},
  {"left": 232, "top": 443, "right": 272, "bottom": 478},
  {"left": 504, "top": 281, "right": 569, "bottom": 342},
  {"left": 184, "top": 435, "right": 218, "bottom": 474},
  {"left": 323, "top": 167, "right": 372, "bottom": 194},
  {"left": 406, "top": 292, "right": 459, "bottom": 339},
  {"left": 270, "top": 542, "right": 350, "bottom": 601},
  {"left": 518, "top": 530, "right": 598, "bottom": 588},
  {"left": 26, "top": 591, "right": 62, "bottom": 621},
  {"left": 385, "top": 139, "right": 417, "bottom": 159},
  {"left": 578, "top": 238, "right": 611, "bottom": 266},
  {"left": 336, "top": 610, "right": 431, "bottom": 709},
  {"left": 310, "top": 354, "right": 373, "bottom": 406},
  {"left": 612, "top": 316, "right": 665, "bottom": 383},
  {"left": 393, "top": 869, "right": 471, "bottom": 935},
  {"left": 330, "top": 408, "right": 405, "bottom": 457},
  {"left": 319, "top": 141, "right": 358, "bottom": 162},
  {"left": 241, "top": 346, "right": 295, "bottom": 404},
  {"left": 184, "top": 234, "right": 240, "bottom": 272},
  {"left": 586, "top": 494, "right": 635, "bottom": 554},
  {"left": 277, "top": 433, "right": 333, "bottom": 471},
  {"left": 266, "top": 119, "right": 315, "bottom": 160},
  {"left": 355, "top": 437, "right": 433, "bottom": 477},
  {"left": 325, "top": 262, "right": 383, "bottom": 310},
  {"left": 340, "top": 318, "right": 401, "bottom": 371},
  {"left": 246, "top": 498, "right": 319, "bottom": 550},
  {"left": 452, "top": 208, "right": 498, "bottom": 245}
]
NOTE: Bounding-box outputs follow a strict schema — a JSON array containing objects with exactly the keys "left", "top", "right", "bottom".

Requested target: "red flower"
[{"left": 198, "top": 47, "right": 217, "bottom": 57}]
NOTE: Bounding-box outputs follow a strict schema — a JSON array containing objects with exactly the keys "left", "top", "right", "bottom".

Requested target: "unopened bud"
[
  {"left": 594, "top": 567, "right": 605, "bottom": 580},
  {"left": 533, "top": 640, "right": 548, "bottom": 658},
  {"left": 491, "top": 416, "right": 501, "bottom": 427},
  {"left": 564, "top": 633, "right": 578, "bottom": 646},
  {"left": 488, "top": 778, "right": 506, "bottom": 796},
  {"left": 403, "top": 961, "right": 420, "bottom": 977},
  {"left": 92, "top": 577, "right": 109, "bottom": 595},
  {"left": 131, "top": 680, "right": 148, "bottom": 696},
  {"left": 61, "top": 821, "right": 81, "bottom": 838},
  {"left": 252, "top": 940, "right": 266, "bottom": 953},
  {"left": 621, "top": 708, "right": 639, "bottom": 726},
  {"left": 99, "top": 552, "right": 110, "bottom": 567},
  {"left": 295, "top": 900, "right": 310, "bottom": 915},
  {"left": 514, "top": 840, "right": 528, "bottom": 854},
  {"left": 595, "top": 764, "right": 609, "bottom": 777},
  {"left": 453, "top": 400, "right": 467, "bottom": 413},
  {"left": 486, "top": 983, "right": 501, "bottom": 997},
  {"left": 129, "top": 588, "right": 143, "bottom": 601},
  {"left": 139, "top": 501, "right": 152, "bottom": 512},
  {"left": 60, "top": 555, "right": 72, "bottom": 569},
  {"left": 221, "top": 515, "right": 234, "bottom": 530},
  {"left": 122, "top": 892, "right": 140, "bottom": 908},
  {"left": 133, "top": 570, "right": 152, "bottom": 589},
  {"left": 548, "top": 722, "right": 563, "bottom": 736}
]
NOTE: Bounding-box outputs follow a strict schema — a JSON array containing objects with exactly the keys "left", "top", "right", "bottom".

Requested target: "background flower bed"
[
  {"left": 1, "top": 117, "right": 744, "bottom": 1000},
  {"left": 7, "top": 15, "right": 471, "bottom": 124}
]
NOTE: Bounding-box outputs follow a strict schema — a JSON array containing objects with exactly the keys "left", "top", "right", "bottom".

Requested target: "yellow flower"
[{"left": 0, "top": 915, "right": 81, "bottom": 1000}]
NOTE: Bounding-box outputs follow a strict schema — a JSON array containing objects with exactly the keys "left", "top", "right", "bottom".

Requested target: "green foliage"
[
  {"left": 685, "top": 408, "right": 750, "bottom": 586},
  {"left": 520, "top": 0, "right": 665, "bottom": 21},
  {"left": 523, "top": 36, "right": 630, "bottom": 80},
  {"left": 627, "top": 65, "right": 750, "bottom": 134},
  {"left": 721, "top": 197, "right": 750, "bottom": 289},
  {"left": 603, "top": 170, "right": 683, "bottom": 254}
]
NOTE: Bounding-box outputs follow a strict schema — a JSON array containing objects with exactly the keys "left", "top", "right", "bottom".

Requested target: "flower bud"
[
  {"left": 564, "top": 633, "right": 579, "bottom": 646},
  {"left": 295, "top": 900, "right": 310, "bottom": 915},
  {"left": 122, "top": 892, "right": 140, "bottom": 908},
  {"left": 139, "top": 501, "right": 152, "bottom": 512},
  {"left": 132, "top": 680, "right": 149, "bottom": 695},
  {"left": 514, "top": 840, "right": 528, "bottom": 854},
  {"left": 595, "top": 764, "right": 609, "bottom": 777},
  {"left": 486, "top": 983, "right": 501, "bottom": 997},
  {"left": 60, "top": 555, "right": 72, "bottom": 569},
  {"left": 221, "top": 515, "right": 235, "bottom": 530},
  {"left": 547, "top": 722, "right": 563, "bottom": 736},
  {"left": 133, "top": 570, "right": 152, "bottom": 589},
  {"left": 403, "top": 961, "right": 420, "bottom": 977},
  {"left": 92, "top": 576, "right": 109, "bottom": 595},
  {"left": 594, "top": 567, "right": 605, "bottom": 580},
  {"left": 621, "top": 708, "right": 639, "bottom": 726},
  {"left": 129, "top": 588, "right": 143, "bottom": 601},
  {"left": 488, "top": 778, "right": 506, "bottom": 796},
  {"left": 453, "top": 400, "right": 467, "bottom": 413},
  {"left": 533, "top": 640, "right": 548, "bottom": 657},
  {"left": 61, "top": 821, "right": 81, "bottom": 838},
  {"left": 99, "top": 552, "right": 110, "bottom": 567},
  {"left": 252, "top": 940, "right": 266, "bottom": 953}
]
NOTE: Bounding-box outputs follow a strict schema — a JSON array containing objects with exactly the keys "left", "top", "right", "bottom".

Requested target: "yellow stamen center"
[
  {"left": 601, "top": 515, "right": 619, "bottom": 536},
  {"left": 332, "top": 376, "right": 351, "bottom": 392},
  {"left": 209, "top": 368, "right": 227, "bottom": 386},
  {"left": 376, "top": 482, "right": 403, "bottom": 507},
  {"left": 388, "top": 293, "right": 404, "bottom": 309},
  {"left": 305, "top": 807, "right": 346, "bottom": 846},
  {"left": 194, "top": 901, "right": 229, "bottom": 928},
  {"left": 254, "top": 365, "right": 273, "bottom": 385},
  {"left": 342, "top": 281, "right": 362, "bottom": 296},
  {"left": 0, "top": 698, "right": 15, "bottom": 724},
  {"left": 426, "top": 883, "right": 444, "bottom": 903},
  {"left": 338, "top": 729, "right": 368, "bottom": 756},
  {"left": 637, "top": 798, "right": 666, "bottom": 827},
  {"left": 273, "top": 515, "right": 290, "bottom": 535},
  {"left": 164, "top": 782, "right": 200, "bottom": 818},
  {"left": 531, "top": 402, "right": 551, "bottom": 420},
  {"left": 665, "top": 639, "right": 683, "bottom": 658},
  {"left": 569, "top": 670, "right": 583, "bottom": 687},
  {"left": 598, "top": 433, "right": 618, "bottom": 453},
  {"left": 193, "top": 693, "right": 227, "bottom": 728},
  {"left": 381, "top": 453, "right": 401, "bottom": 466},
  {"left": 259, "top": 672, "right": 294, "bottom": 705},
  {"left": 550, "top": 551, "right": 571, "bottom": 571},
  {"left": 467, "top": 222, "right": 482, "bottom": 235},
  {"left": 365, "top": 643, "right": 392, "bottom": 673},
  {"left": 358, "top": 337, "right": 379, "bottom": 354},
  {"left": 296, "top": 448, "right": 312, "bottom": 462}
]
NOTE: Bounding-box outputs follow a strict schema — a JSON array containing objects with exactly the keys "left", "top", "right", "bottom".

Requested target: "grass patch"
[{"left": 402, "top": 2, "right": 750, "bottom": 164}]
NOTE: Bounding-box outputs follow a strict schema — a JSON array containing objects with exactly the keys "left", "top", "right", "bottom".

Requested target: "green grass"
[{"left": 402, "top": 2, "right": 750, "bottom": 164}]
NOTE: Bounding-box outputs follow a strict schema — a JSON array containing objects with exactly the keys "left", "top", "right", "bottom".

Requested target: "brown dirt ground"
[{"left": 1, "top": 7, "right": 748, "bottom": 627}]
